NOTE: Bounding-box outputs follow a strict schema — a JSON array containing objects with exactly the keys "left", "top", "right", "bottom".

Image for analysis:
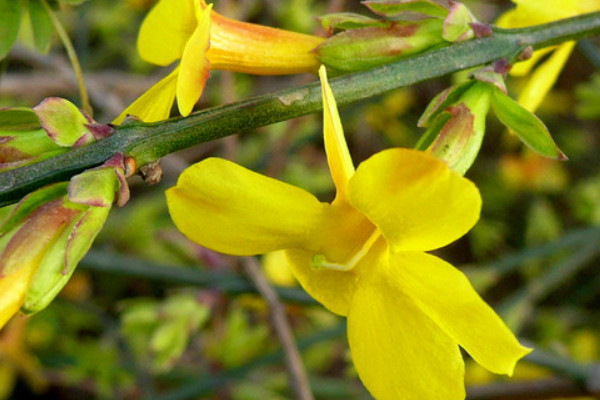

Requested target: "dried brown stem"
[{"left": 242, "top": 257, "right": 314, "bottom": 400}]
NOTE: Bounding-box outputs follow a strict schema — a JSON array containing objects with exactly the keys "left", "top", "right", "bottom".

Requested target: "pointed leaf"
[
  {"left": 0, "top": 0, "right": 22, "bottom": 59},
  {"left": 68, "top": 168, "right": 117, "bottom": 207},
  {"left": 491, "top": 88, "right": 567, "bottom": 160}
]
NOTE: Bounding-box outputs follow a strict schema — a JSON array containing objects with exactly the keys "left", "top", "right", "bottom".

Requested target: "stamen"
[{"left": 311, "top": 229, "right": 381, "bottom": 272}]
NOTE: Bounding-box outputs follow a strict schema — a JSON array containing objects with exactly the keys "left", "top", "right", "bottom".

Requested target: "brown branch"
[{"left": 242, "top": 257, "right": 314, "bottom": 400}]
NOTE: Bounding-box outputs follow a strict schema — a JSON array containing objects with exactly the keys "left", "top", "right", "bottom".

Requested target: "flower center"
[{"left": 311, "top": 229, "right": 382, "bottom": 272}]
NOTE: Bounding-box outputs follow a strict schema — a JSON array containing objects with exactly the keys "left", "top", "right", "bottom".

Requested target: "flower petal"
[
  {"left": 0, "top": 260, "right": 38, "bottom": 330},
  {"left": 113, "top": 68, "right": 178, "bottom": 124},
  {"left": 166, "top": 158, "right": 325, "bottom": 256},
  {"left": 176, "top": 3, "right": 212, "bottom": 117},
  {"left": 348, "top": 148, "right": 481, "bottom": 252},
  {"left": 390, "top": 251, "right": 531, "bottom": 375},
  {"left": 286, "top": 235, "right": 386, "bottom": 317},
  {"left": 137, "top": 0, "right": 197, "bottom": 66},
  {"left": 347, "top": 258, "right": 465, "bottom": 400},
  {"left": 517, "top": 42, "right": 575, "bottom": 112},
  {"left": 319, "top": 66, "right": 354, "bottom": 203}
]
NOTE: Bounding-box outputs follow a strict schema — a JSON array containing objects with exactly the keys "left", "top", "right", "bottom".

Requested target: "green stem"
[
  {"left": 3, "top": 11, "right": 600, "bottom": 205},
  {"left": 41, "top": 0, "right": 93, "bottom": 116}
]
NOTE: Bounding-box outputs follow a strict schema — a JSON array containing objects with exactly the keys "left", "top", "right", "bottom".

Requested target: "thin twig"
[
  {"left": 242, "top": 257, "right": 314, "bottom": 400},
  {"left": 40, "top": 0, "right": 93, "bottom": 116}
]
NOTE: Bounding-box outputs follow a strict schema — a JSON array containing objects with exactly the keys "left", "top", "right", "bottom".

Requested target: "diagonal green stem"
[{"left": 2, "top": 11, "right": 600, "bottom": 206}]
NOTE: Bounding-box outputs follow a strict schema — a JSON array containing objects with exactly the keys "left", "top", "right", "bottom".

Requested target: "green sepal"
[
  {"left": 68, "top": 167, "right": 118, "bottom": 207},
  {"left": 21, "top": 205, "right": 110, "bottom": 314},
  {"left": 0, "top": 182, "right": 68, "bottom": 235},
  {"left": 0, "top": 108, "right": 40, "bottom": 131},
  {"left": 33, "top": 97, "right": 94, "bottom": 147},
  {"left": 415, "top": 110, "right": 452, "bottom": 150},
  {"left": 319, "top": 12, "right": 390, "bottom": 32},
  {"left": 362, "top": 0, "right": 448, "bottom": 19},
  {"left": 316, "top": 18, "right": 443, "bottom": 72},
  {"left": 442, "top": 2, "right": 475, "bottom": 42},
  {"left": 28, "top": 0, "right": 53, "bottom": 54},
  {"left": 490, "top": 88, "right": 567, "bottom": 160},
  {"left": 0, "top": 0, "right": 22, "bottom": 59},
  {"left": 418, "top": 80, "right": 474, "bottom": 127}
]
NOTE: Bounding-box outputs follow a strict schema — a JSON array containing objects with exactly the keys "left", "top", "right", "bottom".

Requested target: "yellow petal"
[
  {"left": 137, "top": 0, "right": 197, "bottom": 66},
  {"left": 166, "top": 158, "right": 325, "bottom": 256},
  {"left": 113, "top": 68, "right": 178, "bottom": 124},
  {"left": 0, "top": 261, "right": 38, "bottom": 330},
  {"left": 509, "top": 47, "right": 553, "bottom": 77},
  {"left": 347, "top": 258, "right": 465, "bottom": 400},
  {"left": 286, "top": 235, "right": 386, "bottom": 317},
  {"left": 348, "top": 148, "right": 481, "bottom": 252},
  {"left": 319, "top": 66, "right": 354, "bottom": 203},
  {"left": 517, "top": 42, "right": 575, "bottom": 112},
  {"left": 390, "top": 251, "right": 531, "bottom": 375},
  {"left": 262, "top": 250, "right": 296, "bottom": 287},
  {"left": 176, "top": 3, "right": 212, "bottom": 117}
]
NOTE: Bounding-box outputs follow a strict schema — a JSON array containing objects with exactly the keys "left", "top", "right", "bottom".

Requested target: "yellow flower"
[
  {"left": 166, "top": 65, "right": 530, "bottom": 399},
  {"left": 497, "top": 0, "right": 600, "bottom": 111},
  {"left": 115, "top": 0, "right": 324, "bottom": 123}
]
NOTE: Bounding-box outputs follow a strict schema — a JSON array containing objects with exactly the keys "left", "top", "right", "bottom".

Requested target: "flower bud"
[
  {"left": 417, "top": 67, "right": 566, "bottom": 175},
  {"left": 0, "top": 98, "right": 114, "bottom": 172},
  {"left": 316, "top": 0, "right": 482, "bottom": 73},
  {"left": 0, "top": 154, "right": 128, "bottom": 328}
]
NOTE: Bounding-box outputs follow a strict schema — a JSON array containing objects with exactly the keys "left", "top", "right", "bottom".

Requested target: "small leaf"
[
  {"left": 57, "top": 0, "right": 90, "bottom": 4},
  {"left": 319, "top": 13, "right": 390, "bottom": 33},
  {"left": 0, "top": 0, "right": 22, "bottom": 59},
  {"left": 491, "top": 88, "right": 567, "bottom": 160},
  {"left": 362, "top": 0, "right": 448, "bottom": 19},
  {"left": 68, "top": 168, "right": 117, "bottom": 207},
  {"left": 28, "top": 0, "right": 53, "bottom": 53}
]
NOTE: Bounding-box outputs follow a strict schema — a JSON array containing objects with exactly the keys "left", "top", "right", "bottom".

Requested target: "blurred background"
[{"left": 1, "top": 0, "right": 600, "bottom": 399}]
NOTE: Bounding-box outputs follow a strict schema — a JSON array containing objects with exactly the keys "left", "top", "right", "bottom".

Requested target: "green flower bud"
[
  {"left": 0, "top": 98, "right": 114, "bottom": 172},
  {"left": 0, "top": 154, "right": 129, "bottom": 327},
  {"left": 417, "top": 65, "right": 566, "bottom": 175}
]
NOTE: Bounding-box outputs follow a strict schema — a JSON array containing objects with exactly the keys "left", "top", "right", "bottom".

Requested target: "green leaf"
[
  {"left": 28, "top": 0, "right": 53, "bottom": 53},
  {"left": 0, "top": 0, "right": 22, "bottom": 59},
  {"left": 491, "top": 88, "right": 567, "bottom": 160},
  {"left": 362, "top": 0, "right": 448, "bottom": 19},
  {"left": 442, "top": 2, "right": 475, "bottom": 42}
]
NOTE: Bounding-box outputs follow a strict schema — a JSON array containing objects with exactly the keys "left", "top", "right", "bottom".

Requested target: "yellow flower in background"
[
  {"left": 167, "top": 65, "right": 530, "bottom": 399},
  {"left": 497, "top": 0, "right": 600, "bottom": 111},
  {"left": 115, "top": 0, "right": 324, "bottom": 123}
]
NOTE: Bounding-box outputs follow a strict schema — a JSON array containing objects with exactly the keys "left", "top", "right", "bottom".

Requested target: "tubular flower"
[
  {"left": 167, "top": 66, "right": 530, "bottom": 399},
  {"left": 496, "top": 0, "right": 600, "bottom": 111},
  {"left": 115, "top": 0, "right": 324, "bottom": 123}
]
